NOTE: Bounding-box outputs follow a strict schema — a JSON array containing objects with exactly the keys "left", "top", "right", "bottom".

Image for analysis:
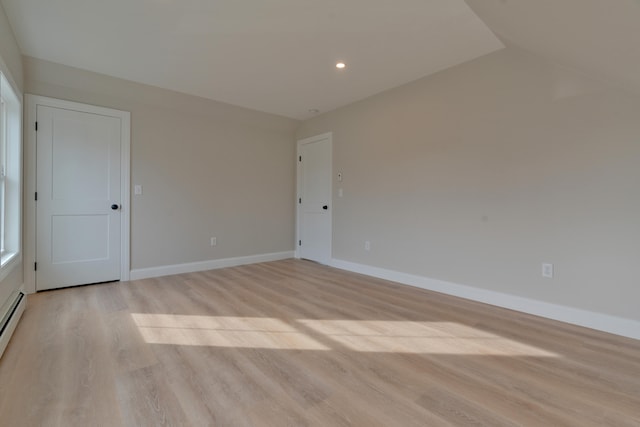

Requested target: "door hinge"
[
  {"left": 299, "top": 155, "right": 302, "bottom": 162},
  {"left": 35, "top": 121, "right": 38, "bottom": 131},
  {"left": 34, "top": 262, "right": 37, "bottom": 271},
  {"left": 298, "top": 197, "right": 302, "bottom": 204},
  {"left": 299, "top": 240, "right": 302, "bottom": 246},
  {"left": 35, "top": 192, "right": 38, "bottom": 201}
]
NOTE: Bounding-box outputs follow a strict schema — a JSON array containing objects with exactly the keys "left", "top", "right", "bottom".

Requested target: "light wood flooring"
[{"left": 0, "top": 259, "right": 639, "bottom": 426}]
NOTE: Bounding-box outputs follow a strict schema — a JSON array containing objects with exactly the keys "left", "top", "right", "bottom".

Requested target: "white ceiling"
[
  {"left": 0, "top": 0, "right": 503, "bottom": 119},
  {"left": 466, "top": 0, "right": 640, "bottom": 95}
]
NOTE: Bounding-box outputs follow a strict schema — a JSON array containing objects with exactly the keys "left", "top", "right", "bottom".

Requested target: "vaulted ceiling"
[
  {"left": 466, "top": 0, "right": 640, "bottom": 95},
  {"left": 1, "top": 0, "right": 639, "bottom": 119}
]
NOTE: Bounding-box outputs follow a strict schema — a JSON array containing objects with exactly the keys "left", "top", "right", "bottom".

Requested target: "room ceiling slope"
[
  {"left": 465, "top": 0, "right": 640, "bottom": 95},
  {"left": 0, "top": 0, "right": 503, "bottom": 119}
]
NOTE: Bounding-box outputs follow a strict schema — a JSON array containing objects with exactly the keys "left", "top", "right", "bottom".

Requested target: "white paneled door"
[
  {"left": 297, "top": 133, "right": 332, "bottom": 264},
  {"left": 35, "top": 102, "right": 128, "bottom": 291}
]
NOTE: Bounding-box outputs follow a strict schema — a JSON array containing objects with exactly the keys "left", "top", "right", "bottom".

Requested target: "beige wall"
[
  {"left": 0, "top": 2, "right": 22, "bottom": 316},
  {"left": 16, "top": 43, "right": 640, "bottom": 323},
  {"left": 25, "top": 57, "right": 298, "bottom": 271},
  {"left": 0, "top": 3, "right": 22, "bottom": 90},
  {"left": 297, "top": 47, "right": 640, "bottom": 321}
]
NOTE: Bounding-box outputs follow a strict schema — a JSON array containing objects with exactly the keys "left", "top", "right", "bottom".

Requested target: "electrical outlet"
[
  {"left": 364, "top": 241, "right": 371, "bottom": 251},
  {"left": 210, "top": 237, "right": 217, "bottom": 246},
  {"left": 542, "top": 263, "right": 553, "bottom": 278}
]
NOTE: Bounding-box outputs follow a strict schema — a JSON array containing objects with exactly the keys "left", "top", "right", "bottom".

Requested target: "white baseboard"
[
  {"left": 130, "top": 251, "right": 295, "bottom": 281},
  {"left": 329, "top": 258, "right": 640, "bottom": 341}
]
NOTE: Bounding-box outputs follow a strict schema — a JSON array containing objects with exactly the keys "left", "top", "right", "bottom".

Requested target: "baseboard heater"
[{"left": 0, "top": 292, "right": 26, "bottom": 359}]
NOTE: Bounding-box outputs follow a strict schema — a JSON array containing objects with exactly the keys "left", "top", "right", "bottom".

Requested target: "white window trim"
[{"left": 0, "top": 71, "right": 22, "bottom": 283}]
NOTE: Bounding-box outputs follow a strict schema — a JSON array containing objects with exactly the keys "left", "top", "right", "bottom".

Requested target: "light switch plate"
[{"left": 542, "top": 263, "right": 554, "bottom": 278}]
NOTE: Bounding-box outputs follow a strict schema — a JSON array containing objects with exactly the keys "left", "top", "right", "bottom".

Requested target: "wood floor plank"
[
  {"left": 188, "top": 269, "right": 455, "bottom": 425},
  {"left": 116, "top": 364, "right": 189, "bottom": 427},
  {"left": 1, "top": 259, "right": 639, "bottom": 426},
  {"left": 103, "top": 309, "right": 158, "bottom": 375}
]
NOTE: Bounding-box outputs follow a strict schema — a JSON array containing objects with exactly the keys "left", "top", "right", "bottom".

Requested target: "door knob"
[
  {"left": 111, "top": 204, "right": 120, "bottom": 210},
  {"left": 322, "top": 205, "right": 328, "bottom": 210}
]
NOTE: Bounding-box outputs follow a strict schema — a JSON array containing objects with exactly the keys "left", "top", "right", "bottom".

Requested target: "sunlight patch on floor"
[
  {"left": 298, "top": 320, "right": 559, "bottom": 357},
  {"left": 132, "top": 314, "right": 297, "bottom": 332},
  {"left": 131, "top": 314, "right": 558, "bottom": 356},
  {"left": 131, "top": 314, "right": 328, "bottom": 350}
]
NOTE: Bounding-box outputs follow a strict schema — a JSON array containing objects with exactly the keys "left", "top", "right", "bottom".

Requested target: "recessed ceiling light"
[
  {"left": 336, "top": 62, "right": 346, "bottom": 69},
  {"left": 308, "top": 109, "right": 320, "bottom": 114}
]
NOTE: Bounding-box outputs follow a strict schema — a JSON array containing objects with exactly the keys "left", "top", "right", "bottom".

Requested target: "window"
[
  {"left": 1, "top": 96, "right": 5, "bottom": 255},
  {"left": 0, "top": 71, "right": 21, "bottom": 279}
]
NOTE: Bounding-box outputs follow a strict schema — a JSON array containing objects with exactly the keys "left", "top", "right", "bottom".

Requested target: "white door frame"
[
  {"left": 295, "top": 132, "right": 332, "bottom": 261},
  {"left": 24, "top": 95, "right": 131, "bottom": 293}
]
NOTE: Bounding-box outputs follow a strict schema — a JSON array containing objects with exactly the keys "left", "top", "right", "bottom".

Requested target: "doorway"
[
  {"left": 296, "top": 133, "right": 332, "bottom": 264},
  {"left": 25, "top": 96, "right": 130, "bottom": 291}
]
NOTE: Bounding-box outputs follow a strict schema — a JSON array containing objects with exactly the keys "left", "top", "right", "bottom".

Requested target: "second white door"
[
  {"left": 36, "top": 103, "right": 125, "bottom": 290},
  {"left": 297, "top": 133, "right": 332, "bottom": 264}
]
